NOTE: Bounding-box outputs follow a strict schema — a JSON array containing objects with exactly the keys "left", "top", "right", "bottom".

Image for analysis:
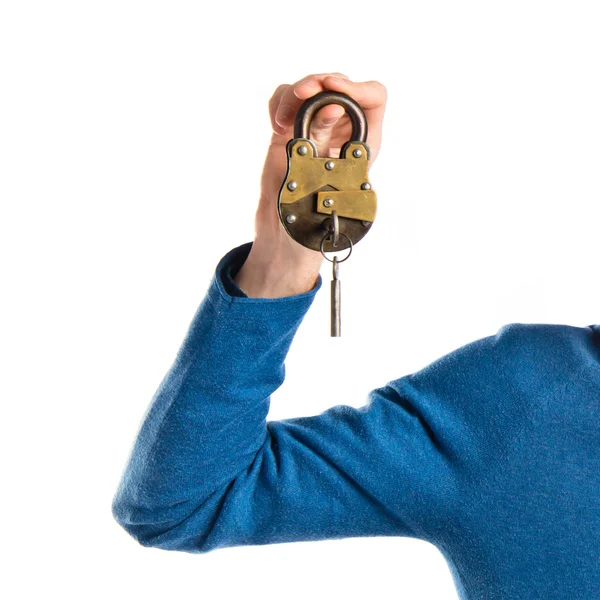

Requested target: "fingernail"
[
  {"left": 276, "top": 104, "right": 292, "bottom": 125},
  {"left": 322, "top": 116, "right": 339, "bottom": 125}
]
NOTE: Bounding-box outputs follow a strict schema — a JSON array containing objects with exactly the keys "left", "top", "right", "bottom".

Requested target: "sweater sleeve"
[{"left": 111, "top": 241, "right": 465, "bottom": 553}]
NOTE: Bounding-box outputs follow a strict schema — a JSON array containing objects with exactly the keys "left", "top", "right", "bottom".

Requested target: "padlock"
[{"left": 277, "top": 90, "right": 377, "bottom": 252}]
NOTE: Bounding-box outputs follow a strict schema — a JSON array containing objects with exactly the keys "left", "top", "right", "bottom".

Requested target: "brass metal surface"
[
  {"left": 316, "top": 190, "right": 376, "bottom": 222},
  {"left": 277, "top": 91, "right": 378, "bottom": 252}
]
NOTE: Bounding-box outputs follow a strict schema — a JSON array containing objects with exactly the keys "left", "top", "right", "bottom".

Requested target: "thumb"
[{"left": 308, "top": 103, "right": 346, "bottom": 158}]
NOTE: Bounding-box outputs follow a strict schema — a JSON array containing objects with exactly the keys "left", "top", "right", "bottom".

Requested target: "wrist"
[{"left": 233, "top": 248, "right": 322, "bottom": 299}]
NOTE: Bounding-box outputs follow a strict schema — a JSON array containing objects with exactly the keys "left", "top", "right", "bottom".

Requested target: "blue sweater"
[{"left": 112, "top": 241, "right": 600, "bottom": 599}]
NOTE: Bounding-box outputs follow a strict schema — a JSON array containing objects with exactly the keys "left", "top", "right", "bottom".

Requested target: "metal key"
[
  {"left": 277, "top": 90, "right": 376, "bottom": 338},
  {"left": 320, "top": 210, "right": 352, "bottom": 338},
  {"left": 331, "top": 256, "right": 341, "bottom": 337}
]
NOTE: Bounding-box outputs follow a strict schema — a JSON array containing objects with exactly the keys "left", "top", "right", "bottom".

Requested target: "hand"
[{"left": 235, "top": 72, "right": 388, "bottom": 298}]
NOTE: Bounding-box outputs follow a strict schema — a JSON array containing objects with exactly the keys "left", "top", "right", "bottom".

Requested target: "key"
[
  {"left": 331, "top": 255, "right": 341, "bottom": 337},
  {"left": 323, "top": 210, "right": 351, "bottom": 338}
]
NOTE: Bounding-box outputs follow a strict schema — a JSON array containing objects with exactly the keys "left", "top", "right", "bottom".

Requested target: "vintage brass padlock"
[
  {"left": 277, "top": 91, "right": 377, "bottom": 337},
  {"left": 277, "top": 90, "right": 377, "bottom": 253}
]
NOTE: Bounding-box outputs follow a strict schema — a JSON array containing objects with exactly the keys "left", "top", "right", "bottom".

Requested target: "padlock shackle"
[{"left": 294, "top": 91, "right": 368, "bottom": 143}]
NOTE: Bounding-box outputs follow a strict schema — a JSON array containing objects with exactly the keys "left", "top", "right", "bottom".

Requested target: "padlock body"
[{"left": 277, "top": 138, "right": 378, "bottom": 252}]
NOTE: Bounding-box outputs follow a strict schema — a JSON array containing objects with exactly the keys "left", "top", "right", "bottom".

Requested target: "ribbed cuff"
[{"left": 212, "top": 241, "right": 323, "bottom": 305}]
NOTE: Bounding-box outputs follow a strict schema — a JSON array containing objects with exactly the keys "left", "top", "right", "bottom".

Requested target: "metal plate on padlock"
[{"left": 277, "top": 91, "right": 378, "bottom": 252}]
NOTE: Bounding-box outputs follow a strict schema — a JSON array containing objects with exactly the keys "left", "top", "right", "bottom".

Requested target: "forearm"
[{"left": 111, "top": 242, "right": 321, "bottom": 546}]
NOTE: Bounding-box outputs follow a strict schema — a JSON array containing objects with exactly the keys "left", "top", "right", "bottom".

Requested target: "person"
[{"left": 111, "top": 72, "right": 600, "bottom": 599}]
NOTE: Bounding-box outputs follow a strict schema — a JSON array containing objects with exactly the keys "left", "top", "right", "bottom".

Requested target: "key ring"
[
  {"left": 319, "top": 231, "right": 353, "bottom": 263},
  {"left": 319, "top": 209, "right": 353, "bottom": 263}
]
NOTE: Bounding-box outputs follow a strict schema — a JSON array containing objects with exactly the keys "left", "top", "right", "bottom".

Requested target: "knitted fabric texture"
[{"left": 112, "top": 241, "right": 600, "bottom": 600}]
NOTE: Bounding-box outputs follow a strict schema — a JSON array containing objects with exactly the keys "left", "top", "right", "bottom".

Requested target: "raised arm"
[
  {"left": 111, "top": 240, "right": 462, "bottom": 552},
  {"left": 111, "top": 235, "right": 555, "bottom": 554},
  {"left": 111, "top": 72, "right": 453, "bottom": 554},
  {"left": 111, "top": 73, "right": 528, "bottom": 554}
]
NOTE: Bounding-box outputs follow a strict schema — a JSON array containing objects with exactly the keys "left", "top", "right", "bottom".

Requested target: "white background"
[{"left": 1, "top": 1, "right": 598, "bottom": 599}]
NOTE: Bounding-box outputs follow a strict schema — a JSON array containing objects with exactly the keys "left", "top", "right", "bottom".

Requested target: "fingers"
[
  {"left": 268, "top": 84, "right": 288, "bottom": 134},
  {"left": 270, "top": 72, "right": 350, "bottom": 134},
  {"left": 267, "top": 72, "right": 388, "bottom": 170},
  {"left": 292, "top": 73, "right": 349, "bottom": 101},
  {"left": 315, "top": 76, "right": 388, "bottom": 111},
  {"left": 290, "top": 72, "right": 350, "bottom": 102}
]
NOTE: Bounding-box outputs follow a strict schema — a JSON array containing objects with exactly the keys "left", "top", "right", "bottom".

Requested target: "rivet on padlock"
[
  {"left": 276, "top": 90, "right": 378, "bottom": 254},
  {"left": 276, "top": 90, "right": 377, "bottom": 337}
]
